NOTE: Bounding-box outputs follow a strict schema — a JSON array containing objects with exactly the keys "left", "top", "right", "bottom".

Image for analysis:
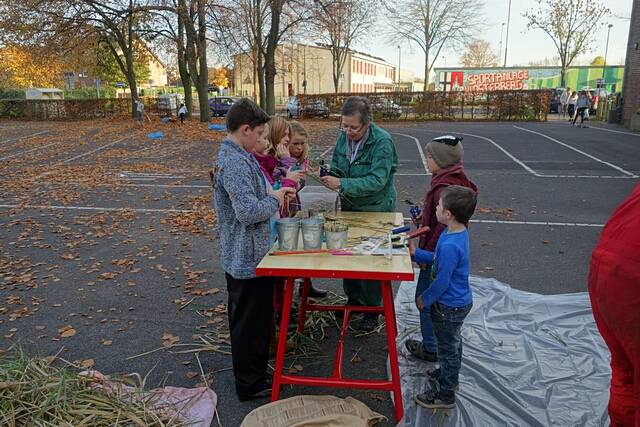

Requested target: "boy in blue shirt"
[{"left": 408, "top": 185, "right": 477, "bottom": 409}]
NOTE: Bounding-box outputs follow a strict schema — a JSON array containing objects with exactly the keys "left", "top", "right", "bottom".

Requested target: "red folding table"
[{"left": 256, "top": 211, "right": 414, "bottom": 424}]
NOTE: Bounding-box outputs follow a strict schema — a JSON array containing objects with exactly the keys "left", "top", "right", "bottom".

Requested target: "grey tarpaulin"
[{"left": 392, "top": 271, "right": 611, "bottom": 426}]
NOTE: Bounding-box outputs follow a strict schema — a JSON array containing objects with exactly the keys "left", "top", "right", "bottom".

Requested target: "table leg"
[
  {"left": 381, "top": 280, "right": 404, "bottom": 423},
  {"left": 297, "top": 278, "right": 311, "bottom": 334},
  {"left": 272, "top": 276, "right": 295, "bottom": 401}
]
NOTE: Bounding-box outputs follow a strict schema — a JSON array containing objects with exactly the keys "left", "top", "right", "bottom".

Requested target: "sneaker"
[
  {"left": 237, "top": 378, "right": 273, "bottom": 402},
  {"left": 355, "top": 313, "right": 379, "bottom": 333},
  {"left": 404, "top": 339, "right": 438, "bottom": 362},
  {"left": 415, "top": 389, "right": 455, "bottom": 409},
  {"left": 427, "top": 367, "right": 441, "bottom": 380}
]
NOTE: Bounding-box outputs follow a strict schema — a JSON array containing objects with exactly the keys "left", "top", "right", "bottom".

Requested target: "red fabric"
[
  {"left": 589, "top": 183, "right": 640, "bottom": 427},
  {"left": 418, "top": 164, "right": 478, "bottom": 251}
]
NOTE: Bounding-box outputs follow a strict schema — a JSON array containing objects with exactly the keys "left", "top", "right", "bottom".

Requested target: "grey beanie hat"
[{"left": 426, "top": 140, "right": 463, "bottom": 168}]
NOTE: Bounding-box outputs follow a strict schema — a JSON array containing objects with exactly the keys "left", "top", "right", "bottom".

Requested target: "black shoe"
[
  {"left": 298, "top": 281, "right": 327, "bottom": 299},
  {"left": 405, "top": 339, "right": 438, "bottom": 362},
  {"left": 415, "top": 389, "right": 455, "bottom": 409},
  {"left": 427, "top": 367, "right": 441, "bottom": 380},
  {"left": 237, "top": 378, "right": 273, "bottom": 402},
  {"left": 355, "top": 313, "right": 379, "bottom": 332}
]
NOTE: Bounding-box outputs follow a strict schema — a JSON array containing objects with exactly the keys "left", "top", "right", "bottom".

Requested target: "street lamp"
[
  {"left": 503, "top": 0, "right": 512, "bottom": 67},
  {"left": 499, "top": 22, "right": 506, "bottom": 62},
  {"left": 602, "top": 23, "right": 613, "bottom": 80},
  {"left": 397, "top": 45, "right": 401, "bottom": 92}
]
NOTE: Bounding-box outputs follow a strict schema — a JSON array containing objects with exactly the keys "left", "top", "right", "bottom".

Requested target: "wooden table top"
[{"left": 256, "top": 211, "right": 415, "bottom": 281}]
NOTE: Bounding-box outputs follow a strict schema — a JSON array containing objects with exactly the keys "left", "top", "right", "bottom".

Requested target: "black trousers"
[{"left": 225, "top": 273, "right": 274, "bottom": 395}]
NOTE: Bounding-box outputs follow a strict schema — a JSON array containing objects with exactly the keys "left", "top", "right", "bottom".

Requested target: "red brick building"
[{"left": 623, "top": 0, "right": 640, "bottom": 129}]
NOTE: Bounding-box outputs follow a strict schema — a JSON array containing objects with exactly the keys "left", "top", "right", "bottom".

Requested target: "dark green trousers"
[{"left": 343, "top": 279, "right": 382, "bottom": 307}]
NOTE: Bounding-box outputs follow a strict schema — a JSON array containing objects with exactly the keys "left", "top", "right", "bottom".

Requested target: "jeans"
[
  {"left": 431, "top": 301, "right": 472, "bottom": 397},
  {"left": 415, "top": 267, "right": 437, "bottom": 353}
]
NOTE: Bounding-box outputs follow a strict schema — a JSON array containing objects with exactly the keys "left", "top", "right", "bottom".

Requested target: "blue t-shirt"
[{"left": 413, "top": 227, "right": 472, "bottom": 308}]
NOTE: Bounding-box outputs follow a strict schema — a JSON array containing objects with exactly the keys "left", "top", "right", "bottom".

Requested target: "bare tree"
[
  {"left": 460, "top": 40, "right": 499, "bottom": 67},
  {"left": 523, "top": 0, "right": 609, "bottom": 87},
  {"left": 313, "top": 0, "right": 377, "bottom": 93},
  {"left": 384, "top": 0, "right": 484, "bottom": 91},
  {"left": 208, "top": 0, "right": 308, "bottom": 113},
  {"left": 177, "top": 0, "right": 210, "bottom": 121}
]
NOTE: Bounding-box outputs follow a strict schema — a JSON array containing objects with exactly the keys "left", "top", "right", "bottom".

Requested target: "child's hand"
[
  {"left": 276, "top": 143, "right": 290, "bottom": 159},
  {"left": 269, "top": 187, "right": 295, "bottom": 206},
  {"left": 286, "top": 169, "right": 303, "bottom": 183},
  {"left": 412, "top": 212, "right": 423, "bottom": 226},
  {"left": 408, "top": 239, "right": 416, "bottom": 256},
  {"left": 416, "top": 295, "right": 425, "bottom": 311}
]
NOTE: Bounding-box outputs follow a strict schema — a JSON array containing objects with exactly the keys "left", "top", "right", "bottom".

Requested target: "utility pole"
[
  {"left": 602, "top": 24, "right": 613, "bottom": 79},
  {"left": 397, "top": 45, "right": 401, "bottom": 91},
  {"left": 503, "top": 0, "right": 512, "bottom": 67},
  {"left": 499, "top": 22, "right": 505, "bottom": 63},
  {"left": 303, "top": 45, "right": 307, "bottom": 94}
]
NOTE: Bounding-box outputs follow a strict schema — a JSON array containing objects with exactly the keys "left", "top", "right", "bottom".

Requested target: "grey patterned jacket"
[{"left": 213, "top": 139, "right": 279, "bottom": 279}]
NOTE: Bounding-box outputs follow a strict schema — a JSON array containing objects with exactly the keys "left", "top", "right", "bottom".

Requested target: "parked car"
[
  {"left": 286, "top": 96, "right": 330, "bottom": 118},
  {"left": 209, "top": 97, "right": 239, "bottom": 116},
  {"left": 372, "top": 98, "right": 401, "bottom": 118}
]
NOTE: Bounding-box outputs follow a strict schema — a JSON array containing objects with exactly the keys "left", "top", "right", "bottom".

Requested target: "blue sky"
[{"left": 353, "top": 0, "right": 633, "bottom": 78}]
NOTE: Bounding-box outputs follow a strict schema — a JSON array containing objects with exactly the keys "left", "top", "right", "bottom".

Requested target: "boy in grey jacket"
[{"left": 213, "top": 98, "right": 294, "bottom": 401}]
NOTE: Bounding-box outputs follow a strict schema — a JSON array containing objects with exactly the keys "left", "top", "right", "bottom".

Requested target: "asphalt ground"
[{"left": 0, "top": 117, "right": 639, "bottom": 426}]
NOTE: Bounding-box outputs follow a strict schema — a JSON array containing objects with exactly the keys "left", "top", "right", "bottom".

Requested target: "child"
[
  {"left": 280, "top": 120, "right": 327, "bottom": 298},
  {"left": 406, "top": 135, "right": 477, "bottom": 363},
  {"left": 178, "top": 103, "right": 188, "bottom": 125},
  {"left": 213, "top": 98, "right": 295, "bottom": 402},
  {"left": 408, "top": 185, "right": 478, "bottom": 409},
  {"left": 265, "top": 116, "right": 303, "bottom": 216},
  {"left": 279, "top": 120, "right": 310, "bottom": 173}
]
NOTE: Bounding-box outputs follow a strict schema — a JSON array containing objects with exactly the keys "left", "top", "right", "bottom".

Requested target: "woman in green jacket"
[{"left": 321, "top": 96, "right": 398, "bottom": 331}]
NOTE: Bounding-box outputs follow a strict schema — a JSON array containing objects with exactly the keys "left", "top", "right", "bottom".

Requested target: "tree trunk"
[
  {"left": 264, "top": 0, "right": 283, "bottom": 115},
  {"left": 332, "top": 47, "right": 340, "bottom": 93},
  {"left": 196, "top": 0, "right": 210, "bottom": 121},
  {"left": 177, "top": 15, "right": 193, "bottom": 116}
]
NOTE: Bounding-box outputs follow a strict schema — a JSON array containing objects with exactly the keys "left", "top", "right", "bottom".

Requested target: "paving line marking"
[
  {"left": 393, "top": 132, "right": 432, "bottom": 175},
  {"left": 403, "top": 217, "right": 604, "bottom": 227},
  {"left": 319, "top": 146, "right": 333, "bottom": 158},
  {"left": 0, "top": 130, "right": 49, "bottom": 145},
  {"left": 0, "top": 204, "right": 196, "bottom": 213},
  {"left": 413, "top": 128, "right": 638, "bottom": 179},
  {"left": 583, "top": 126, "right": 640, "bottom": 137},
  {"left": 63, "top": 136, "right": 128, "bottom": 163},
  {"left": 0, "top": 140, "right": 66, "bottom": 162},
  {"left": 513, "top": 125, "right": 637, "bottom": 177}
]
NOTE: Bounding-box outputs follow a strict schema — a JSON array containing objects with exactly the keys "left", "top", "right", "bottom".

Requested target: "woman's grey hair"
[{"left": 341, "top": 96, "right": 372, "bottom": 124}]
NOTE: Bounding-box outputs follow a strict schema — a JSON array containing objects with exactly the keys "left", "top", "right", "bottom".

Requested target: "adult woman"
[{"left": 321, "top": 96, "right": 398, "bottom": 331}]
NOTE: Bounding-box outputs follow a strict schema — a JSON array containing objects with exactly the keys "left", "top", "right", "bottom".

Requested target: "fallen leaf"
[
  {"left": 102, "top": 339, "right": 113, "bottom": 346},
  {"left": 35, "top": 325, "right": 46, "bottom": 331},
  {"left": 61, "top": 253, "right": 76, "bottom": 260},
  {"left": 80, "top": 359, "right": 95, "bottom": 369},
  {"left": 58, "top": 326, "right": 77, "bottom": 338},
  {"left": 186, "top": 371, "right": 199, "bottom": 379}
]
